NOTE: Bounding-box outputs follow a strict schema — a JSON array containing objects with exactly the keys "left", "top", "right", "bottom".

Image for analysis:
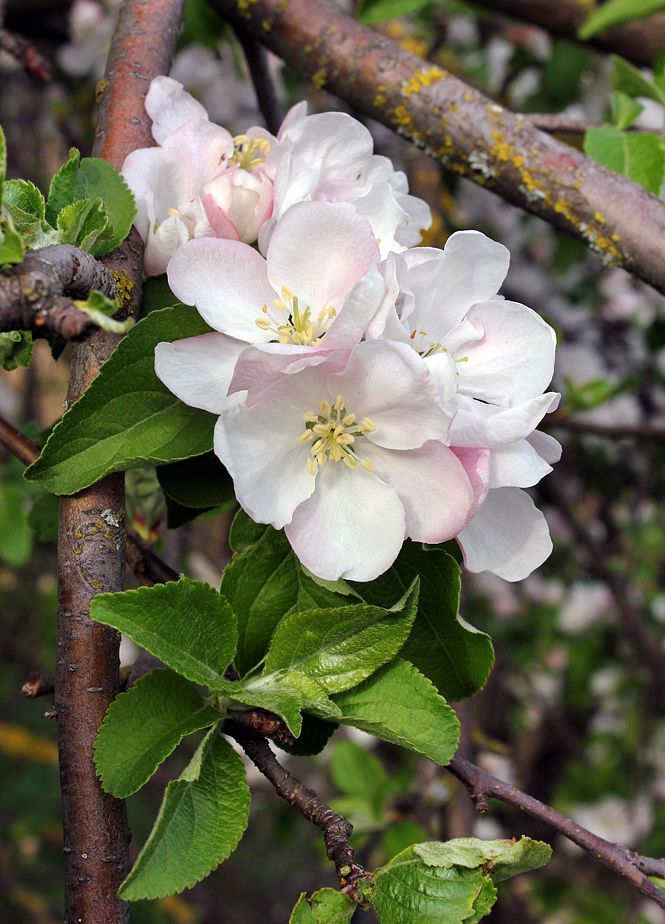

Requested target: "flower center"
[
  {"left": 256, "top": 286, "right": 337, "bottom": 346},
  {"left": 298, "top": 395, "right": 376, "bottom": 476},
  {"left": 231, "top": 134, "right": 271, "bottom": 171},
  {"left": 409, "top": 328, "right": 469, "bottom": 365}
]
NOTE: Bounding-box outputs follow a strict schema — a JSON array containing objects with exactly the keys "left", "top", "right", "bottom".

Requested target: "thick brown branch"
[
  {"left": 54, "top": 1, "right": 184, "bottom": 922},
  {"left": 234, "top": 26, "right": 284, "bottom": 135},
  {"left": 227, "top": 723, "right": 363, "bottom": 888},
  {"left": 469, "top": 0, "right": 665, "bottom": 68},
  {"left": 0, "top": 245, "right": 117, "bottom": 339},
  {"left": 448, "top": 754, "right": 665, "bottom": 910},
  {"left": 212, "top": 0, "right": 665, "bottom": 295}
]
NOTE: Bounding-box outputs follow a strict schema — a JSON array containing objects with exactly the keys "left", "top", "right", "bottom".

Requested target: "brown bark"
[
  {"left": 212, "top": 0, "right": 665, "bottom": 295},
  {"left": 54, "top": 1, "right": 184, "bottom": 921},
  {"left": 469, "top": 0, "right": 665, "bottom": 68}
]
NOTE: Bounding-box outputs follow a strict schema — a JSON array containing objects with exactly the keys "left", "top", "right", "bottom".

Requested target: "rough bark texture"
[
  {"left": 0, "top": 245, "right": 117, "bottom": 338},
  {"left": 470, "top": 0, "right": 665, "bottom": 67},
  {"left": 55, "top": 1, "right": 184, "bottom": 921},
  {"left": 212, "top": 0, "right": 665, "bottom": 295}
]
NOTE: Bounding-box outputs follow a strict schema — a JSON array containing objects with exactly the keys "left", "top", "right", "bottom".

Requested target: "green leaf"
[
  {"left": 94, "top": 669, "right": 220, "bottom": 798},
  {"left": 290, "top": 888, "right": 356, "bottom": 923},
  {"left": 333, "top": 659, "right": 460, "bottom": 765},
  {"left": 355, "top": 543, "right": 493, "bottom": 701},
  {"left": 370, "top": 846, "right": 495, "bottom": 924},
  {"left": 90, "top": 578, "right": 238, "bottom": 689},
  {"left": 157, "top": 451, "right": 235, "bottom": 510},
  {"left": 0, "top": 330, "right": 32, "bottom": 371},
  {"left": 56, "top": 197, "right": 109, "bottom": 249},
  {"left": 611, "top": 55, "right": 665, "bottom": 106},
  {"left": 330, "top": 740, "right": 392, "bottom": 814},
  {"left": 289, "top": 888, "right": 357, "bottom": 923},
  {"left": 3, "top": 179, "right": 46, "bottom": 219},
  {"left": 584, "top": 124, "right": 665, "bottom": 195},
  {"left": 222, "top": 513, "right": 352, "bottom": 675},
  {"left": 610, "top": 92, "right": 644, "bottom": 130},
  {"left": 216, "top": 669, "right": 340, "bottom": 737},
  {"left": 142, "top": 274, "right": 183, "bottom": 314},
  {"left": 46, "top": 148, "right": 136, "bottom": 256},
  {"left": 0, "top": 217, "right": 26, "bottom": 265},
  {"left": 0, "top": 479, "right": 32, "bottom": 566},
  {"left": 579, "top": 0, "right": 665, "bottom": 40},
  {"left": 358, "top": 0, "right": 431, "bottom": 25},
  {"left": 73, "top": 290, "right": 134, "bottom": 335},
  {"left": 413, "top": 837, "right": 552, "bottom": 883},
  {"left": 264, "top": 580, "right": 419, "bottom": 694},
  {"left": 119, "top": 729, "right": 250, "bottom": 900},
  {"left": 25, "top": 306, "right": 216, "bottom": 494}
]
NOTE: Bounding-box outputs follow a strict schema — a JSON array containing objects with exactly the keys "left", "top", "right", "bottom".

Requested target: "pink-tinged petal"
[
  {"left": 451, "top": 447, "right": 491, "bottom": 517},
  {"left": 405, "top": 230, "right": 510, "bottom": 337},
  {"left": 323, "top": 267, "right": 385, "bottom": 349},
  {"left": 229, "top": 344, "right": 349, "bottom": 399},
  {"left": 394, "top": 192, "right": 432, "bottom": 248},
  {"left": 276, "top": 100, "right": 308, "bottom": 140},
  {"left": 202, "top": 193, "right": 240, "bottom": 240},
  {"left": 154, "top": 333, "right": 244, "bottom": 414},
  {"left": 330, "top": 340, "right": 448, "bottom": 449},
  {"left": 159, "top": 120, "right": 233, "bottom": 199},
  {"left": 369, "top": 442, "right": 475, "bottom": 543},
  {"left": 167, "top": 238, "right": 275, "bottom": 340},
  {"left": 143, "top": 212, "right": 191, "bottom": 277},
  {"left": 214, "top": 395, "right": 315, "bottom": 529},
  {"left": 457, "top": 487, "right": 553, "bottom": 581},
  {"left": 122, "top": 146, "right": 179, "bottom": 236},
  {"left": 450, "top": 393, "right": 560, "bottom": 448},
  {"left": 459, "top": 299, "right": 557, "bottom": 405},
  {"left": 528, "top": 429, "right": 562, "bottom": 465},
  {"left": 285, "top": 463, "right": 405, "bottom": 581},
  {"left": 365, "top": 254, "right": 406, "bottom": 341},
  {"left": 146, "top": 76, "right": 210, "bottom": 143},
  {"left": 423, "top": 352, "right": 459, "bottom": 427},
  {"left": 266, "top": 202, "right": 380, "bottom": 311},
  {"left": 489, "top": 439, "right": 554, "bottom": 489},
  {"left": 352, "top": 182, "right": 411, "bottom": 259},
  {"left": 202, "top": 165, "right": 274, "bottom": 244}
]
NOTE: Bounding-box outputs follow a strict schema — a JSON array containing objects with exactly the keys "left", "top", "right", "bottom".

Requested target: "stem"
[
  {"left": 54, "top": 0, "right": 184, "bottom": 920},
  {"left": 448, "top": 754, "right": 665, "bottom": 910},
  {"left": 211, "top": 0, "right": 665, "bottom": 295},
  {"left": 234, "top": 26, "right": 284, "bottom": 134}
]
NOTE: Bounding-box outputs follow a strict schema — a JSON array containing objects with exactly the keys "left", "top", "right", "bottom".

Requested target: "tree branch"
[
  {"left": 226, "top": 722, "right": 364, "bottom": 890},
  {"left": 468, "top": 0, "right": 665, "bottom": 68},
  {"left": 448, "top": 754, "right": 665, "bottom": 910},
  {"left": 211, "top": 0, "right": 665, "bottom": 295},
  {"left": 53, "top": 0, "right": 184, "bottom": 921},
  {"left": 0, "top": 415, "right": 39, "bottom": 465},
  {"left": 547, "top": 415, "right": 665, "bottom": 442},
  {"left": 0, "top": 245, "right": 118, "bottom": 339},
  {"left": 233, "top": 26, "right": 284, "bottom": 135},
  {"left": 526, "top": 113, "right": 665, "bottom": 138}
]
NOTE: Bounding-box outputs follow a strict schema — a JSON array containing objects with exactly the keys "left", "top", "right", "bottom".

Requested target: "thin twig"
[
  {"left": 212, "top": 0, "right": 665, "bottom": 295},
  {"left": 21, "top": 671, "right": 55, "bottom": 698},
  {"left": 448, "top": 754, "right": 665, "bottom": 910},
  {"left": 0, "top": 245, "right": 117, "bottom": 339},
  {"left": 547, "top": 415, "right": 665, "bottom": 442},
  {"left": 0, "top": 28, "right": 49, "bottom": 79},
  {"left": 233, "top": 26, "right": 283, "bottom": 135},
  {"left": 526, "top": 114, "right": 665, "bottom": 138},
  {"left": 0, "top": 416, "right": 39, "bottom": 465},
  {"left": 227, "top": 722, "right": 364, "bottom": 890}
]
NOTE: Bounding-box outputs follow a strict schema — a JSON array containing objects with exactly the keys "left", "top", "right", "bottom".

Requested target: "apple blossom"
[
  {"left": 214, "top": 340, "right": 477, "bottom": 581},
  {"left": 155, "top": 202, "right": 384, "bottom": 405},
  {"left": 367, "top": 230, "right": 560, "bottom": 580}
]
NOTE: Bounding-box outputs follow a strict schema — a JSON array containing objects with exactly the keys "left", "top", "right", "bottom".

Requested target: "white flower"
[
  {"left": 368, "top": 230, "right": 560, "bottom": 580},
  {"left": 213, "top": 340, "right": 476, "bottom": 581}
]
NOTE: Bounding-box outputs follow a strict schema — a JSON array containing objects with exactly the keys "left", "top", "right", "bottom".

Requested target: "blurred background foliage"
[{"left": 0, "top": 0, "right": 664, "bottom": 921}]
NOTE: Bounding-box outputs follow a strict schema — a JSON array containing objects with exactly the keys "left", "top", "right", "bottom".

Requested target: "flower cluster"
[{"left": 124, "top": 77, "right": 560, "bottom": 583}]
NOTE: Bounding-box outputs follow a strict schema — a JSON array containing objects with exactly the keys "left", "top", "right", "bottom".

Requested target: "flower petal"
[
  {"left": 266, "top": 201, "right": 380, "bottom": 312},
  {"left": 229, "top": 343, "right": 349, "bottom": 399},
  {"left": 146, "top": 76, "right": 209, "bottom": 144},
  {"left": 167, "top": 237, "right": 276, "bottom": 340},
  {"left": 449, "top": 393, "right": 560, "bottom": 448},
  {"left": 154, "top": 333, "right": 244, "bottom": 414},
  {"left": 404, "top": 230, "right": 510, "bottom": 336},
  {"left": 214, "top": 391, "right": 316, "bottom": 529},
  {"left": 457, "top": 487, "right": 553, "bottom": 581},
  {"left": 459, "top": 299, "right": 557, "bottom": 405},
  {"left": 330, "top": 340, "right": 450, "bottom": 449},
  {"left": 369, "top": 442, "right": 475, "bottom": 543},
  {"left": 322, "top": 267, "right": 386, "bottom": 350},
  {"left": 451, "top": 446, "right": 491, "bottom": 517},
  {"left": 285, "top": 462, "right": 405, "bottom": 581},
  {"left": 489, "top": 439, "right": 554, "bottom": 489}
]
